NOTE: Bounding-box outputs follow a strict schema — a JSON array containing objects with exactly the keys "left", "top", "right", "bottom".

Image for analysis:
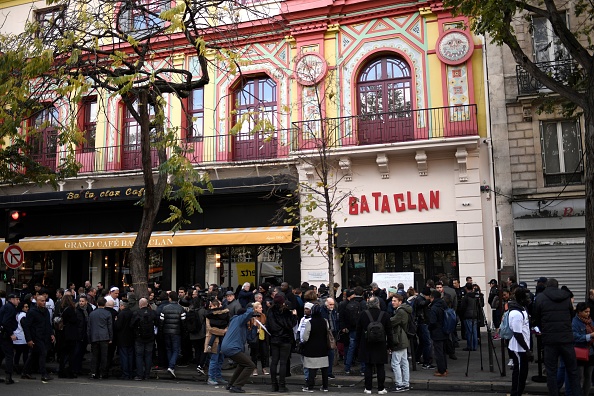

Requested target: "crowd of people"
[{"left": 0, "top": 276, "right": 592, "bottom": 395}]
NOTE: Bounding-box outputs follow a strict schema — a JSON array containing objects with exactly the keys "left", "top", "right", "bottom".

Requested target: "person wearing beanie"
[{"left": 266, "top": 294, "right": 297, "bottom": 392}]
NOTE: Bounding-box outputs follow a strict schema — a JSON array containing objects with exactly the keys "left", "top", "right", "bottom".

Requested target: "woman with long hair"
[
  {"left": 572, "top": 302, "right": 594, "bottom": 396},
  {"left": 248, "top": 301, "right": 269, "bottom": 376},
  {"left": 59, "top": 294, "right": 78, "bottom": 378},
  {"left": 266, "top": 294, "right": 297, "bottom": 392},
  {"left": 301, "top": 304, "right": 329, "bottom": 392}
]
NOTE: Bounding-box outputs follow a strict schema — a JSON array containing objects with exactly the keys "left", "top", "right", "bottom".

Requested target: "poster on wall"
[{"left": 372, "top": 272, "right": 414, "bottom": 292}]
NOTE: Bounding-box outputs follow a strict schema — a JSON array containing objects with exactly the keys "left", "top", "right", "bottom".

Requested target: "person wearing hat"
[
  {"left": 105, "top": 287, "right": 120, "bottom": 312},
  {"left": 0, "top": 293, "right": 20, "bottom": 384},
  {"left": 534, "top": 277, "right": 548, "bottom": 298},
  {"left": 298, "top": 302, "right": 314, "bottom": 386},
  {"left": 224, "top": 291, "right": 242, "bottom": 318}
]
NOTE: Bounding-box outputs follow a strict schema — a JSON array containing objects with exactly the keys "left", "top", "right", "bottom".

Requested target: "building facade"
[{"left": 0, "top": 0, "right": 497, "bottom": 294}]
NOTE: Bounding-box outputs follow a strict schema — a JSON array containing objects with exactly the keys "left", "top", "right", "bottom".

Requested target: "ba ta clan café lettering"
[
  {"left": 349, "top": 191, "right": 439, "bottom": 215},
  {"left": 66, "top": 187, "right": 145, "bottom": 200}
]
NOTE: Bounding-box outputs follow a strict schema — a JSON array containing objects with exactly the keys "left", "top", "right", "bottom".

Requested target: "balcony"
[
  {"left": 27, "top": 105, "right": 477, "bottom": 176},
  {"left": 516, "top": 60, "right": 577, "bottom": 95},
  {"left": 291, "top": 104, "right": 478, "bottom": 150}
]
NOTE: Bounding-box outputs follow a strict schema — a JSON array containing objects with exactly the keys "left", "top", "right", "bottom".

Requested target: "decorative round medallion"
[
  {"left": 294, "top": 53, "right": 327, "bottom": 86},
  {"left": 436, "top": 29, "right": 474, "bottom": 65}
]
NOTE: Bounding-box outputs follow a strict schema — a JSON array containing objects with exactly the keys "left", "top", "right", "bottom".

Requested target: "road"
[{"left": 5, "top": 377, "right": 510, "bottom": 396}]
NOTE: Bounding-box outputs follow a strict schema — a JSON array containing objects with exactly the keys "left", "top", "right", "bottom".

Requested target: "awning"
[{"left": 0, "top": 226, "right": 295, "bottom": 252}]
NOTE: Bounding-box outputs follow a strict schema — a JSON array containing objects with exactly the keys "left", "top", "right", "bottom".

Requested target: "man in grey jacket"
[{"left": 87, "top": 297, "right": 113, "bottom": 379}]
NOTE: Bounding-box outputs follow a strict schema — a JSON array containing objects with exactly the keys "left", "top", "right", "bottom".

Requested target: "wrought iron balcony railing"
[
  {"left": 291, "top": 104, "right": 478, "bottom": 150},
  {"left": 516, "top": 60, "right": 578, "bottom": 95}
]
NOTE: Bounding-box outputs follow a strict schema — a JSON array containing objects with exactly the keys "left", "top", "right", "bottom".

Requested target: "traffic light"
[{"left": 5, "top": 209, "right": 26, "bottom": 244}]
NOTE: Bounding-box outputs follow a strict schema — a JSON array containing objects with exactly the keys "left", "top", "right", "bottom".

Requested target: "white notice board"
[{"left": 372, "top": 272, "right": 415, "bottom": 292}]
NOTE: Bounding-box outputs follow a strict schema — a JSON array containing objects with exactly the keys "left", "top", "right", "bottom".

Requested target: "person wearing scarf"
[{"left": 572, "top": 302, "right": 594, "bottom": 396}]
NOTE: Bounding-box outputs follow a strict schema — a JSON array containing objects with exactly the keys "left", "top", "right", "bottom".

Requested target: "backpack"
[
  {"left": 345, "top": 299, "right": 363, "bottom": 327},
  {"left": 186, "top": 309, "right": 201, "bottom": 333},
  {"left": 405, "top": 310, "right": 417, "bottom": 337},
  {"left": 499, "top": 309, "right": 523, "bottom": 340},
  {"left": 364, "top": 311, "right": 386, "bottom": 343},
  {"left": 136, "top": 312, "right": 154, "bottom": 339},
  {"left": 442, "top": 308, "right": 457, "bottom": 334}
]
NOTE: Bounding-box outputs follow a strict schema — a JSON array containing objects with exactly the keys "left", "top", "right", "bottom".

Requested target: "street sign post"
[{"left": 3, "top": 244, "right": 24, "bottom": 269}]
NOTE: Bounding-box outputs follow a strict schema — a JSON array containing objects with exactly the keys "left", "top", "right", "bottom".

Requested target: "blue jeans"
[
  {"left": 327, "top": 347, "right": 335, "bottom": 376},
  {"left": 164, "top": 334, "right": 181, "bottom": 370},
  {"left": 119, "top": 345, "right": 135, "bottom": 379},
  {"left": 345, "top": 330, "right": 365, "bottom": 373},
  {"left": 464, "top": 319, "right": 477, "bottom": 350},
  {"left": 135, "top": 340, "right": 153, "bottom": 379},
  {"left": 418, "top": 324, "right": 432, "bottom": 364},
  {"left": 209, "top": 346, "right": 224, "bottom": 380}
]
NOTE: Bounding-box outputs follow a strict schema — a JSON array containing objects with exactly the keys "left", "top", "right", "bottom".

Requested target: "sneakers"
[
  {"left": 302, "top": 387, "right": 314, "bottom": 393},
  {"left": 196, "top": 366, "right": 205, "bottom": 375},
  {"left": 421, "top": 364, "right": 436, "bottom": 370},
  {"left": 134, "top": 376, "right": 143, "bottom": 381},
  {"left": 263, "top": 368, "right": 269, "bottom": 375},
  {"left": 217, "top": 377, "right": 229, "bottom": 385},
  {"left": 392, "top": 386, "right": 409, "bottom": 393},
  {"left": 344, "top": 371, "right": 351, "bottom": 375},
  {"left": 167, "top": 368, "right": 176, "bottom": 379},
  {"left": 328, "top": 374, "right": 336, "bottom": 379},
  {"left": 207, "top": 378, "right": 219, "bottom": 385},
  {"left": 253, "top": 369, "right": 258, "bottom": 376},
  {"left": 378, "top": 389, "right": 388, "bottom": 394},
  {"left": 320, "top": 388, "right": 329, "bottom": 392},
  {"left": 492, "top": 333, "right": 501, "bottom": 340},
  {"left": 507, "top": 359, "right": 514, "bottom": 367},
  {"left": 364, "top": 390, "right": 372, "bottom": 394},
  {"left": 41, "top": 376, "right": 53, "bottom": 382}
]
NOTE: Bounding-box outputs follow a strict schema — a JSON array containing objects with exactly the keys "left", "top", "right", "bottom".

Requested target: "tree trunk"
[
  {"left": 584, "top": 106, "right": 594, "bottom": 300},
  {"left": 128, "top": 90, "right": 168, "bottom": 299}
]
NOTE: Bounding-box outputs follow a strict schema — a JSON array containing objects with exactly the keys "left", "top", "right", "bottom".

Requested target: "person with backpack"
[
  {"left": 130, "top": 298, "right": 157, "bottom": 381},
  {"left": 428, "top": 290, "right": 448, "bottom": 377},
  {"left": 507, "top": 287, "right": 531, "bottom": 396},
  {"left": 356, "top": 296, "right": 393, "bottom": 394},
  {"left": 342, "top": 286, "right": 367, "bottom": 376},
  {"left": 389, "top": 294, "right": 411, "bottom": 393}
]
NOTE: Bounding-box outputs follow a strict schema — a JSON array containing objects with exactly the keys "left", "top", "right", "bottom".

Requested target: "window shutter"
[{"left": 539, "top": 121, "right": 546, "bottom": 174}]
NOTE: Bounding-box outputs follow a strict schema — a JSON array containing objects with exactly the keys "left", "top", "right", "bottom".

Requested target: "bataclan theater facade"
[{"left": 298, "top": 140, "right": 499, "bottom": 292}]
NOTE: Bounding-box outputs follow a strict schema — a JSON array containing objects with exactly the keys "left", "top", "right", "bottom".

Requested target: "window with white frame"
[
  {"left": 541, "top": 120, "right": 583, "bottom": 186},
  {"left": 532, "top": 14, "right": 569, "bottom": 63}
]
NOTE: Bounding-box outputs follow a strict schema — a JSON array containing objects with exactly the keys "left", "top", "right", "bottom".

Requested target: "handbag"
[
  {"left": 326, "top": 319, "right": 336, "bottom": 349},
  {"left": 575, "top": 346, "right": 589, "bottom": 361}
]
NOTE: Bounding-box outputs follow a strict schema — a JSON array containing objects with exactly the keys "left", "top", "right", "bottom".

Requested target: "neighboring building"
[
  {"left": 0, "top": 0, "right": 496, "bottom": 294},
  {"left": 487, "top": 5, "right": 586, "bottom": 293}
]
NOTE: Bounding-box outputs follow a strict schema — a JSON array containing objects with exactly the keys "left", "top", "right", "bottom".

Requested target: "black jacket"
[
  {"left": 267, "top": 305, "right": 297, "bottom": 345},
  {"left": 355, "top": 307, "right": 393, "bottom": 364},
  {"left": 302, "top": 315, "right": 328, "bottom": 359},
  {"left": 460, "top": 293, "right": 479, "bottom": 320},
  {"left": 131, "top": 307, "right": 158, "bottom": 342},
  {"left": 61, "top": 305, "right": 79, "bottom": 341},
  {"left": 24, "top": 305, "right": 54, "bottom": 345},
  {"left": 115, "top": 308, "right": 135, "bottom": 346},
  {"left": 160, "top": 302, "right": 186, "bottom": 335},
  {"left": 206, "top": 308, "right": 230, "bottom": 330},
  {"left": 75, "top": 304, "right": 93, "bottom": 342},
  {"left": 533, "top": 286, "right": 574, "bottom": 344},
  {"left": 428, "top": 297, "right": 448, "bottom": 341},
  {"left": 0, "top": 301, "right": 17, "bottom": 336}
]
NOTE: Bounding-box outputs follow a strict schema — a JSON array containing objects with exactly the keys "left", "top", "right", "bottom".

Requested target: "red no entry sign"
[{"left": 3, "top": 245, "right": 24, "bottom": 269}]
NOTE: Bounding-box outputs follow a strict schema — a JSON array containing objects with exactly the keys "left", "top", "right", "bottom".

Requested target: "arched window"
[
  {"left": 357, "top": 56, "right": 413, "bottom": 144},
  {"left": 232, "top": 76, "right": 278, "bottom": 160},
  {"left": 30, "top": 105, "right": 59, "bottom": 171}
]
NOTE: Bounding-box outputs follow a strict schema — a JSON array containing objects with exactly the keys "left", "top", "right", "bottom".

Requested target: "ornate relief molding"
[
  {"left": 376, "top": 153, "right": 390, "bottom": 179},
  {"left": 415, "top": 150, "right": 428, "bottom": 176},
  {"left": 455, "top": 147, "right": 468, "bottom": 182}
]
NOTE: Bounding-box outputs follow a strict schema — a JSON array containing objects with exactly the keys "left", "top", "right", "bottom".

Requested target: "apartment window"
[
  {"left": 34, "top": 6, "right": 65, "bottom": 42},
  {"left": 541, "top": 120, "right": 583, "bottom": 186},
  {"left": 233, "top": 76, "right": 277, "bottom": 140},
  {"left": 532, "top": 14, "right": 569, "bottom": 63},
  {"left": 81, "top": 98, "right": 97, "bottom": 152},
  {"left": 30, "top": 106, "right": 59, "bottom": 170},
  {"left": 118, "top": 0, "right": 170, "bottom": 38},
  {"left": 187, "top": 88, "right": 204, "bottom": 142}
]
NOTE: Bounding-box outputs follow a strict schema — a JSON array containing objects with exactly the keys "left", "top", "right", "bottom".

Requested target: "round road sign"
[{"left": 3, "top": 245, "right": 24, "bottom": 269}]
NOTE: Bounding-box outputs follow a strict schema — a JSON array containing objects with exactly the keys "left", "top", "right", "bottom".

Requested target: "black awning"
[{"left": 336, "top": 221, "right": 457, "bottom": 247}]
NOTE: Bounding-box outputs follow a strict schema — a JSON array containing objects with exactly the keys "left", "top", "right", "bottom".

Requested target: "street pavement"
[{"left": 0, "top": 331, "right": 559, "bottom": 394}]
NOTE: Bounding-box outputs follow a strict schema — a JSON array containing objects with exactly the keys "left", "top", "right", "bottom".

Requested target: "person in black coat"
[
  {"left": 266, "top": 294, "right": 298, "bottom": 392},
  {"left": 356, "top": 296, "right": 393, "bottom": 393},
  {"left": 130, "top": 298, "right": 158, "bottom": 381},
  {"left": 0, "top": 293, "right": 20, "bottom": 384},
  {"left": 72, "top": 295, "right": 93, "bottom": 377},
  {"left": 302, "top": 304, "right": 330, "bottom": 392},
  {"left": 115, "top": 301, "right": 135, "bottom": 379},
  {"left": 59, "top": 295, "right": 78, "bottom": 378},
  {"left": 428, "top": 291, "right": 448, "bottom": 376},
  {"left": 22, "top": 294, "right": 55, "bottom": 381}
]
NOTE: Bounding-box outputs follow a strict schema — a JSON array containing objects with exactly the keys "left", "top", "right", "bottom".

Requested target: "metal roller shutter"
[{"left": 516, "top": 232, "right": 585, "bottom": 298}]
